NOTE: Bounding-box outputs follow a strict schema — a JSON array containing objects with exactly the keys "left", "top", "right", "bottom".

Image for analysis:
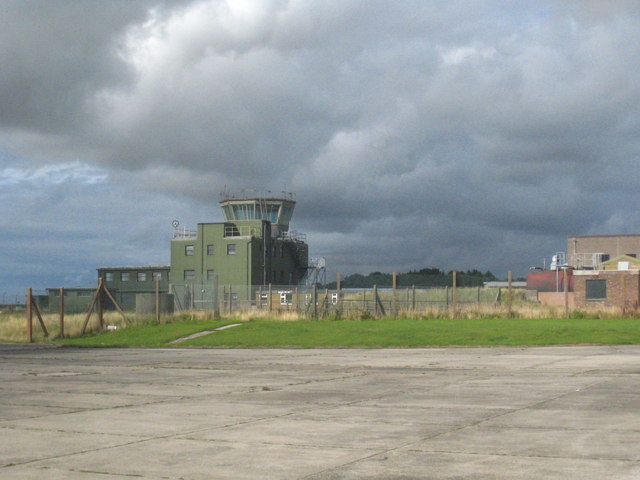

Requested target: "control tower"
[{"left": 219, "top": 189, "right": 296, "bottom": 237}]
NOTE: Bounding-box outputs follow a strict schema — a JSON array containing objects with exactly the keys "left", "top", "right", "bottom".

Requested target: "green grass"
[
  {"left": 56, "top": 316, "right": 640, "bottom": 348},
  {"left": 57, "top": 319, "right": 232, "bottom": 347}
]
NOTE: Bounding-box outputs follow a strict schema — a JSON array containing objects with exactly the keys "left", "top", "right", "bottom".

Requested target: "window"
[
  {"left": 207, "top": 244, "right": 215, "bottom": 256},
  {"left": 185, "top": 245, "right": 194, "bottom": 256},
  {"left": 184, "top": 270, "right": 196, "bottom": 281},
  {"left": 601, "top": 254, "right": 610, "bottom": 262},
  {"left": 137, "top": 272, "right": 147, "bottom": 282},
  {"left": 105, "top": 272, "right": 114, "bottom": 282},
  {"left": 206, "top": 269, "right": 216, "bottom": 281},
  {"left": 152, "top": 271, "right": 162, "bottom": 281},
  {"left": 586, "top": 279, "right": 607, "bottom": 300},
  {"left": 227, "top": 244, "right": 236, "bottom": 255},
  {"left": 627, "top": 254, "right": 637, "bottom": 258},
  {"left": 121, "top": 272, "right": 130, "bottom": 282},
  {"left": 78, "top": 291, "right": 92, "bottom": 297}
]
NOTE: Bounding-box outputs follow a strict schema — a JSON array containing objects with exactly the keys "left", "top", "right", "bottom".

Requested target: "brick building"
[{"left": 573, "top": 270, "right": 640, "bottom": 310}]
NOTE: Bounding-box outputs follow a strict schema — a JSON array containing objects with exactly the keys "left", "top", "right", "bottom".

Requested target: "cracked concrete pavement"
[{"left": 1, "top": 344, "right": 640, "bottom": 479}]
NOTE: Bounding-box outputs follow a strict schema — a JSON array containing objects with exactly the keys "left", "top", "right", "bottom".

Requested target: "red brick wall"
[{"left": 573, "top": 271, "right": 640, "bottom": 309}]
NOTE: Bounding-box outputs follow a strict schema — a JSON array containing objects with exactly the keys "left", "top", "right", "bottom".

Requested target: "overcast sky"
[{"left": 2, "top": 0, "right": 640, "bottom": 298}]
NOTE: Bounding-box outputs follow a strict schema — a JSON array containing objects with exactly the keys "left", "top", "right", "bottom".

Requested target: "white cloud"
[{"left": 0, "top": 161, "right": 108, "bottom": 186}]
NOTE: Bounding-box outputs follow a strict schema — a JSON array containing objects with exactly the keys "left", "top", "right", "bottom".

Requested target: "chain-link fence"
[{"left": 169, "top": 283, "right": 501, "bottom": 316}]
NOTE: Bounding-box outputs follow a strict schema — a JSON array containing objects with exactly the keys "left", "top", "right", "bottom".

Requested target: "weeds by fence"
[{"left": 12, "top": 271, "right": 536, "bottom": 341}]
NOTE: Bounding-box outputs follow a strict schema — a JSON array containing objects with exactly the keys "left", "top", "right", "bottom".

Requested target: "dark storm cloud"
[{"left": 1, "top": 0, "right": 640, "bottom": 293}]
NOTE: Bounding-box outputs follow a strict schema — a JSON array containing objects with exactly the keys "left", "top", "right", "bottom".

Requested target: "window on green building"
[
  {"left": 137, "top": 272, "right": 147, "bottom": 282},
  {"left": 121, "top": 272, "right": 130, "bottom": 282},
  {"left": 227, "top": 244, "right": 236, "bottom": 255},
  {"left": 207, "top": 270, "right": 216, "bottom": 281},
  {"left": 185, "top": 245, "right": 194, "bottom": 256},
  {"left": 207, "top": 244, "right": 215, "bottom": 255},
  {"left": 184, "top": 270, "right": 196, "bottom": 281},
  {"left": 586, "top": 279, "right": 607, "bottom": 300},
  {"left": 152, "top": 272, "right": 162, "bottom": 281},
  {"left": 105, "top": 273, "right": 113, "bottom": 282}
]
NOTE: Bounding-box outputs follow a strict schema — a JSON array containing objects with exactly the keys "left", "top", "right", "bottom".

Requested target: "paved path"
[{"left": 1, "top": 344, "right": 640, "bottom": 479}]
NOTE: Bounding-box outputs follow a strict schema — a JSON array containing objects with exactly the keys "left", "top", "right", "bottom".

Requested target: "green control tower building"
[{"left": 169, "top": 189, "right": 309, "bottom": 306}]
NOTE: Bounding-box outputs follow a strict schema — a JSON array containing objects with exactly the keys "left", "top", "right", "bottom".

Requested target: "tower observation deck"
[{"left": 219, "top": 189, "right": 296, "bottom": 237}]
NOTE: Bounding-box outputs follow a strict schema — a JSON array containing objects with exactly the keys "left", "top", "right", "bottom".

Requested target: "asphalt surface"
[{"left": 1, "top": 344, "right": 640, "bottom": 479}]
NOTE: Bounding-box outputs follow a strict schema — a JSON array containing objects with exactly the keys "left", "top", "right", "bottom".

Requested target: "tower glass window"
[
  {"left": 185, "top": 245, "right": 194, "bottom": 256},
  {"left": 227, "top": 244, "right": 236, "bottom": 255},
  {"left": 137, "top": 272, "right": 147, "bottom": 282},
  {"left": 121, "top": 272, "right": 130, "bottom": 282}
]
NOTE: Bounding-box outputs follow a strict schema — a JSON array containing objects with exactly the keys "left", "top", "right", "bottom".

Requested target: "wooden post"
[
  {"left": 508, "top": 271, "right": 513, "bottom": 318},
  {"left": 363, "top": 288, "right": 366, "bottom": 311},
  {"left": 477, "top": 286, "right": 481, "bottom": 305},
  {"left": 373, "top": 285, "right": 378, "bottom": 316},
  {"left": 26, "top": 288, "right": 33, "bottom": 343},
  {"left": 336, "top": 272, "right": 342, "bottom": 316},
  {"left": 155, "top": 278, "right": 160, "bottom": 324},
  {"left": 452, "top": 271, "right": 457, "bottom": 316},
  {"left": 228, "top": 284, "right": 232, "bottom": 314},
  {"left": 268, "top": 283, "right": 272, "bottom": 312},
  {"left": 445, "top": 286, "right": 449, "bottom": 309},
  {"left": 295, "top": 287, "right": 299, "bottom": 314},
  {"left": 412, "top": 285, "right": 416, "bottom": 311},
  {"left": 213, "top": 274, "right": 220, "bottom": 318},
  {"left": 97, "top": 278, "right": 104, "bottom": 330},
  {"left": 312, "top": 283, "right": 318, "bottom": 318},
  {"left": 563, "top": 269, "right": 569, "bottom": 317},
  {"left": 59, "top": 287, "right": 65, "bottom": 338},
  {"left": 258, "top": 285, "right": 263, "bottom": 310},
  {"left": 392, "top": 272, "right": 397, "bottom": 317}
]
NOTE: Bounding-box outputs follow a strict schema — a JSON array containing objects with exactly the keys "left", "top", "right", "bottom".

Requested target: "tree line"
[{"left": 325, "top": 268, "right": 498, "bottom": 289}]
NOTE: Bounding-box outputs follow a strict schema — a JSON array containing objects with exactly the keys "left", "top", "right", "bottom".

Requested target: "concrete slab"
[{"left": 1, "top": 344, "right": 640, "bottom": 479}]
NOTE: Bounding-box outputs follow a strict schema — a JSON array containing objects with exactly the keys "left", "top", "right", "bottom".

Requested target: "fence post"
[
  {"left": 155, "top": 278, "right": 160, "bottom": 324},
  {"left": 563, "top": 269, "right": 569, "bottom": 317},
  {"left": 508, "top": 271, "right": 513, "bottom": 318},
  {"left": 336, "top": 272, "right": 342, "bottom": 316},
  {"left": 312, "top": 283, "right": 318, "bottom": 318},
  {"left": 26, "top": 288, "right": 33, "bottom": 343},
  {"left": 451, "top": 272, "right": 457, "bottom": 317},
  {"left": 228, "top": 284, "right": 233, "bottom": 314},
  {"left": 268, "top": 283, "right": 272, "bottom": 313},
  {"left": 412, "top": 285, "right": 416, "bottom": 311},
  {"left": 477, "top": 286, "right": 481, "bottom": 306},
  {"left": 373, "top": 285, "right": 378, "bottom": 316},
  {"left": 258, "top": 285, "right": 263, "bottom": 310},
  {"left": 392, "top": 272, "right": 397, "bottom": 317},
  {"left": 97, "top": 278, "right": 104, "bottom": 330},
  {"left": 59, "top": 287, "right": 65, "bottom": 338},
  {"left": 213, "top": 274, "right": 220, "bottom": 318},
  {"left": 445, "top": 286, "right": 449, "bottom": 309}
]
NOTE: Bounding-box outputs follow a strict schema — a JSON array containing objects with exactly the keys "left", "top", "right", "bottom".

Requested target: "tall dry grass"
[{"left": 2, "top": 302, "right": 636, "bottom": 343}]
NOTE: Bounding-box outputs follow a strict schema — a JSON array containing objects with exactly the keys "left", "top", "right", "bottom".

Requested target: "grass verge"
[{"left": 55, "top": 316, "right": 640, "bottom": 348}]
